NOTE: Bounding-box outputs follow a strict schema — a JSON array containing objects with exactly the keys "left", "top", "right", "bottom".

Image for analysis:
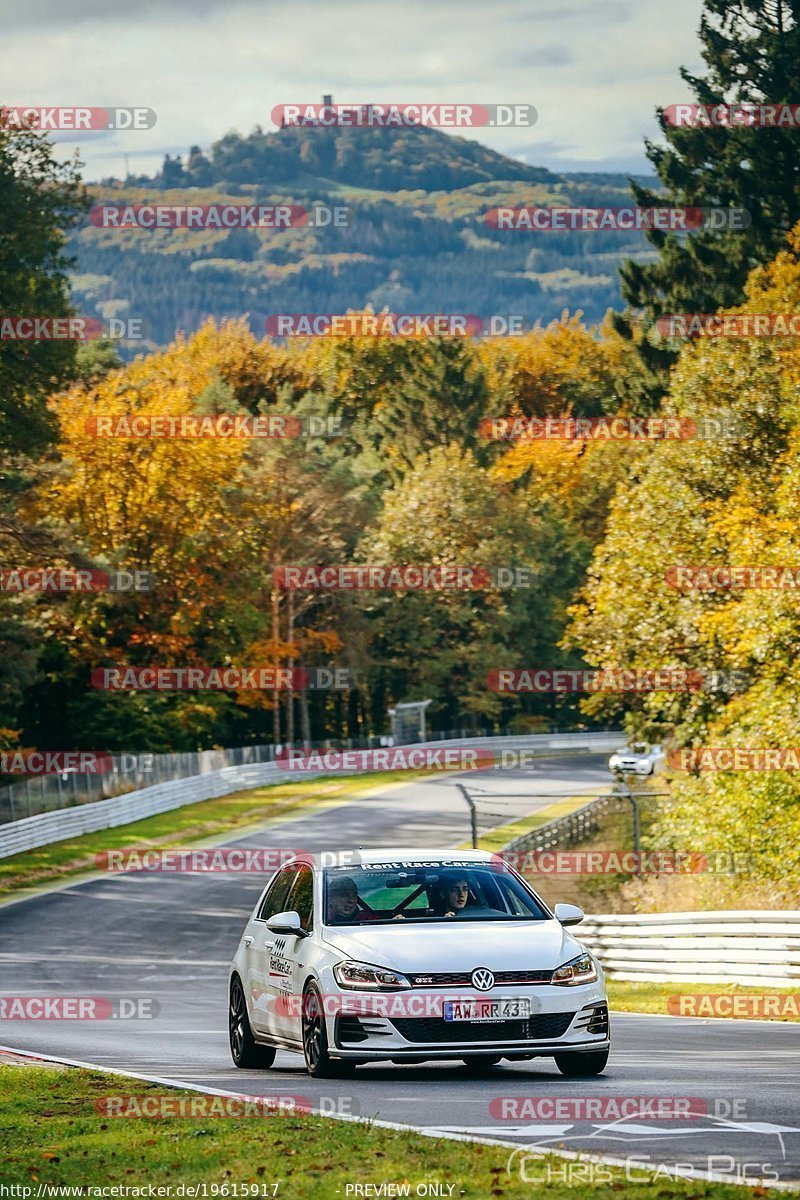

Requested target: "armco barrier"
[
  {"left": 0, "top": 731, "right": 621, "bottom": 860},
  {"left": 505, "top": 792, "right": 616, "bottom": 856},
  {"left": 0, "top": 727, "right": 622, "bottom": 823},
  {"left": 579, "top": 910, "right": 800, "bottom": 988},
  {"left": 0, "top": 761, "right": 286, "bottom": 861}
]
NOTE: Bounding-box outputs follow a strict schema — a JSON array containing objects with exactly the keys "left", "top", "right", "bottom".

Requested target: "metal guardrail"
[
  {"left": 504, "top": 792, "right": 618, "bottom": 856},
  {"left": 578, "top": 910, "right": 800, "bottom": 987},
  {"left": 0, "top": 745, "right": 280, "bottom": 825},
  {"left": 0, "top": 730, "right": 623, "bottom": 860},
  {"left": 492, "top": 793, "right": 799, "bottom": 987},
  {"left": 0, "top": 725, "right": 621, "bottom": 825},
  {"left": 0, "top": 761, "right": 287, "bottom": 861}
]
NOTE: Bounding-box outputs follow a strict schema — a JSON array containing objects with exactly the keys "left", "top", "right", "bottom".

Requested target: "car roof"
[{"left": 295, "top": 848, "right": 497, "bottom": 869}]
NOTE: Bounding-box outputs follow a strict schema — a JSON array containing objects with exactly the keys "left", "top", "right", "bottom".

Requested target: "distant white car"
[
  {"left": 608, "top": 743, "right": 666, "bottom": 776},
  {"left": 228, "top": 848, "right": 609, "bottom": 1078}
]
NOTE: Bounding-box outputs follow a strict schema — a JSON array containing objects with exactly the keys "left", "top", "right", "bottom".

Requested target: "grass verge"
[
  {"left": 0, "top": 1064, "right": 772, "bottom": 1198},
  {"left": 608, "top": 979, "right": 800, "bottom": 1021},
  {"left": 0, "top": 769, "right": 435, "bottom": 902}
]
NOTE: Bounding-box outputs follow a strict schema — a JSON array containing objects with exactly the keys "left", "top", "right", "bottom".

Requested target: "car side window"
[
  {"left": 286, "top": 864, "right": 314, "bottom": 931},
  {"left": 257, "top": 864, "right": 298, "bottom": 921}
]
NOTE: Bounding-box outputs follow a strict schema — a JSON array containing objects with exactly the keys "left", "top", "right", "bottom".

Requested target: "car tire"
[
  {"left": 461, "top": 1055, "right": 503, "bottom": 1072},
  {"left": 554, "top": 1047, "right": 609, "bottom": 1077},
  {"left": 229, "top": 975, "right": 276, "bottom": 1069},
  {"left": 302, "top": 983, "right": 353, "bottom": 1078}
]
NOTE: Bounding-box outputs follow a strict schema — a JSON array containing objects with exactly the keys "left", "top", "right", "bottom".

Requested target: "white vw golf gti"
[{"left": 228, "top": 848, "right": 609, "bottom": 1077}]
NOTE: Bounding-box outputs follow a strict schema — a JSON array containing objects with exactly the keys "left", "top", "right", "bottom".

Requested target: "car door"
[
  {"left": 275, "top": 863, "right": 316, "bottom": 1043},
  {"left": 247, "top": 863, "right": 298, "bottom": 1034}
]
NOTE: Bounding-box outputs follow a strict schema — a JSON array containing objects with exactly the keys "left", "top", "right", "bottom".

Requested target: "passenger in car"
[
  {"left": 327, "top": 876, "right": 361, "bottom": 922},
  {"left": 430, "top": 873, "right": 473, "bottom": 917}
]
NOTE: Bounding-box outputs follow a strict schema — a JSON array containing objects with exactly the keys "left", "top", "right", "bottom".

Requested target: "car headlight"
[
  {"left": 551, "top": 952, "right": 598, "bottom": 986},
  {"left": 333, "top": 960, "right": 411, "bottom": 990}
]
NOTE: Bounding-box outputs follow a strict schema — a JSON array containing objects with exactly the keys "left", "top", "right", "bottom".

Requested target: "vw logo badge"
[{"left": 471, "top": 968, "right": 495, "bottom": 991}]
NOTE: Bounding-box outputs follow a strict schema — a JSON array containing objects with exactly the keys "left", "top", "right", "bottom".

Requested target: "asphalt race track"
[{"left": 1, "top": 754, "right": 799, "bottom": 1188}]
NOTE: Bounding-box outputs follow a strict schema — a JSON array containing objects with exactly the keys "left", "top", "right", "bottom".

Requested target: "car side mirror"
[
  {"left": 266, "top": 910, "right": 308, "bottom": 936},
  {"left": 554, "top": 903, "right": 584, "bottom": 927}
]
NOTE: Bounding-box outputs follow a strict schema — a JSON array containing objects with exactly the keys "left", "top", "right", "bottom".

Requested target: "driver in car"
[{"left": 431, "top": 873, "right": 474, "bottom": 917}]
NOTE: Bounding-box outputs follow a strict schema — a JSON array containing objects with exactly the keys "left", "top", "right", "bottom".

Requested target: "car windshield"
[
  {"left": 628, "top": 744, "right": 649, "bottom": 754},
  {"left": 323, "top": 860, "right": 550, "bottom": 925}
]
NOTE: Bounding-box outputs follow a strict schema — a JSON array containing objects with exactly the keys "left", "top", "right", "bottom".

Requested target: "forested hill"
[
  {"left": 145, "top": 122, "right": 560, "bottom": 193},
  {"left": 71, "top": 123, "right": 657, "bottom": 352}
]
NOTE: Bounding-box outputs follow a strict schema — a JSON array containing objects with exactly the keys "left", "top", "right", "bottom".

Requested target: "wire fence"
[
  {"left": 0, "top": 724, "right": 622, "bottom": 825},
  {"left": 455, "top": 781, "right": 667, "bottom": 852},
  {"left": 504, "top": 792, "right": 624, "bottom": 854}
]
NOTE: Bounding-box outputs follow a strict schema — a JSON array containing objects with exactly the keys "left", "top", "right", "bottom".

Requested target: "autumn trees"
[
  {"left": 568, "top": 224, "right": 800, "bottom": 874},
  {"left": 11, "top": 308, "right": 647, "bottom": 750},
  {"left": 14, "top": 212, "right": 800, "bottom": 883}
]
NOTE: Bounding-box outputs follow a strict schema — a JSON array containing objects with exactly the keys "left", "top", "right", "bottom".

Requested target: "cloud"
[
  {"left": 508, "top": 47, "right": 574, "bottom": 68},
  {"left": 0, "top": 0, "right": 224, "bottom": 23},
  {"left": 0, "top": 0, "right": 705, "bottom": 178}
]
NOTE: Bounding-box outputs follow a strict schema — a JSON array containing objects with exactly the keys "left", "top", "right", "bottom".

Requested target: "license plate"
[{"left": 443, "top": 998, "right": 530, "bottom": 1022}]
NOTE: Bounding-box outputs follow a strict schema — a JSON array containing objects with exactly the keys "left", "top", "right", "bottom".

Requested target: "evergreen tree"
[
  {"left": 0, "top": 121, "right": 86, "bottom": 452},
  {"left": 616, "top": 0, "right": 800, "bottom": 367},
  {"left": 0, "top": 119, "right": 86, "bottom": 735}
]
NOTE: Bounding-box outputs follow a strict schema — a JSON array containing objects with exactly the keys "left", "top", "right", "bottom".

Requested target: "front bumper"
[{"left": 329, "top": 988, "right": 609, "bottom": 1061}]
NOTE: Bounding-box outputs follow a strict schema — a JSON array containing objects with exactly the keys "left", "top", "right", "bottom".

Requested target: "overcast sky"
[{"left": 0, "top": 0, "right": 705, "bottom": 180}]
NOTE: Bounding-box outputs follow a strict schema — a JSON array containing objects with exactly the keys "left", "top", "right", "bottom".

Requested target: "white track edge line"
[{"left": 0, "top": 1042, "right": 796, "bottom": 1192}]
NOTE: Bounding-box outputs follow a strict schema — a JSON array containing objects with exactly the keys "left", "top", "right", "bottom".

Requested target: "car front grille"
[
  {"left": 390, "top": 1011, "right": 575, "bottom": 1044},
  {"left": 408, "top": 970, "right": 552, "bottom": 987}
]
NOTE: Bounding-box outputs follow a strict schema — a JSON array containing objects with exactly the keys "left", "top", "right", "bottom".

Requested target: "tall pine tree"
[
  {"left": 616, "top": 1, "right": 800, "bottom": 364},
  {"left": 0, "top": 118, "right": 86, "bottom": 737}
]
